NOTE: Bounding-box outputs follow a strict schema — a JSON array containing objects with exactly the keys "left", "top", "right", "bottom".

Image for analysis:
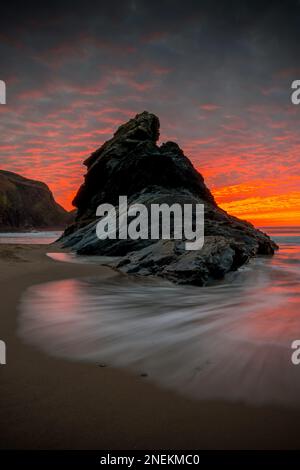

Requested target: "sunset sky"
[{"left": 1, "top": 0, "right": 300, "bottom": 226}]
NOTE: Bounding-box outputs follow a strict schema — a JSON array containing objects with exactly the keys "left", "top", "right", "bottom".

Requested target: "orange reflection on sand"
[
  {"left": 41, "top": 279, "right": 83, "bottom": 319},
  {"left": 19, "top": 232, "right": 300, "bottom": 407},
  {"left": 233, "top": 244, "right": 300, "bottom": 342}
]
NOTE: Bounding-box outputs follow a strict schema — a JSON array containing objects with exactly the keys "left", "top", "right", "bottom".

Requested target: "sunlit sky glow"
[{"left": 1, "top": 0, "right": 300, "bottom": 226}]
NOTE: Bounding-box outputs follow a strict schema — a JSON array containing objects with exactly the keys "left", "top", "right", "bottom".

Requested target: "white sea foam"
[{"left": 18, "top": 229, "right": 300, "bottom": 407}]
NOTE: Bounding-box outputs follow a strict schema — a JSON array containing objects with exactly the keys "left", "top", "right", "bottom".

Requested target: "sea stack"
[{"left": 60, "top": 111, "right": 277, "bottom": 285}]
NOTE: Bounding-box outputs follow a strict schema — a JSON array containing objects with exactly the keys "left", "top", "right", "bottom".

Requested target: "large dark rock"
[
  {"left": 60, "top": 111, "right": 277, "bottom": 285},
  {"left": 0, "top": 170, "right": 72, "bottom": 230}
]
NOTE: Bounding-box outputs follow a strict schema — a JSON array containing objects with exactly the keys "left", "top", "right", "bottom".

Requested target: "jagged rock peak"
[
  {"left": 72, "top": 111, "right": 216, "bottom": 215},
  {"left": 60, "top": 111, "right": 278, "bottom": 285},
  {"left": 113, "top": 111, "right": 160, "bottom": 143},
  {"left": 84, "top": 111, "right": 160, "bottom": 169}
]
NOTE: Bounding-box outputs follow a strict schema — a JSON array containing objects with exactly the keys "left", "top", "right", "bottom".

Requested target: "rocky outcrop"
[
  {"left": 60, "top": 111, "right": 277, "bottom": 285},
  {"left": 0, "top": 170, "right": 72, "bottom": 230}
]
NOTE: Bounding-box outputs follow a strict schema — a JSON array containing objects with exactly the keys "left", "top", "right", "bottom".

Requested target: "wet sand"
[{"left": 0, "top": 244, "right": 300, "bottom": 449}]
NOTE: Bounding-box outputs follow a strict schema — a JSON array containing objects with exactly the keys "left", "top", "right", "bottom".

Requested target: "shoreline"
[
  {"left": 0, "top": 227, "right": 65, "bottom": 234},
  {"left": 0, "top": 243, "right": 300, "bottom": 449}
]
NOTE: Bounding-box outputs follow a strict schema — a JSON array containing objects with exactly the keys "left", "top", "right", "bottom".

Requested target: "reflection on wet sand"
[{"left": 18, "top": 229, "right": 300, "bottom": 407}]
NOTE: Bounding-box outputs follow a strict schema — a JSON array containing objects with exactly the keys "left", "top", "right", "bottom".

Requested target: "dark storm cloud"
[
  {"left": 1, "top": 0, "right": 299, "bottom": 110},
  {"left": 0, "top": 0, "right": 300, "bottom": 220}
]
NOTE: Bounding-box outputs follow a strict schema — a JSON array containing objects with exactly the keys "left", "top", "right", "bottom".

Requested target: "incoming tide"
[
  {"left": 0, "top": 231, "right": 62, "bottom": 244},
  {"left": 18, "top": 227, "right": 300, "bottom": 407}
]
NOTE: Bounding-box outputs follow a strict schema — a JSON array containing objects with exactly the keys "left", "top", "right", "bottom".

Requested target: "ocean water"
[
  {"left": 18, "top": 227, "right": 300, "bottom": 407},
  {"left": 0, "top": 231, "right": 62, "bottom": 244}
]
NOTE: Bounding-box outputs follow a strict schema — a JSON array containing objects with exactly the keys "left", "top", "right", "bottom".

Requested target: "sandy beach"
[{"left": 0, "top": 243, "right": 299, "bottom": 449}]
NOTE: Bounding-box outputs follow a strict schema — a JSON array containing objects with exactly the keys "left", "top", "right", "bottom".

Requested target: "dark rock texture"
[
  {"left": 60, "top": 111, "right": 277, "bottom": 285},
  {"left": 0, "top": 170, "right": 72, "bottom": 230}
]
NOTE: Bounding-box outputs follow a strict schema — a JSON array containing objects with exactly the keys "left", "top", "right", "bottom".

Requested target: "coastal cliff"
[{"left": 0, "top": 170, "right": 72, "bottom": 230}]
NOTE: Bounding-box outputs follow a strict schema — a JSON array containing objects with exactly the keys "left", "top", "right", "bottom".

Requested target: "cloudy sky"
[{"left": 1, "top": 0, "right": 300, "bottom": 225}]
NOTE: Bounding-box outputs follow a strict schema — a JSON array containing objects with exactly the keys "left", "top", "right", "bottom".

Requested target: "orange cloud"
[
  {"left": 199, "top": 104, "right": 220, "bottom": 111},
  {"left": 213, "top": 184, "right": 300, "bottom": 226}
]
